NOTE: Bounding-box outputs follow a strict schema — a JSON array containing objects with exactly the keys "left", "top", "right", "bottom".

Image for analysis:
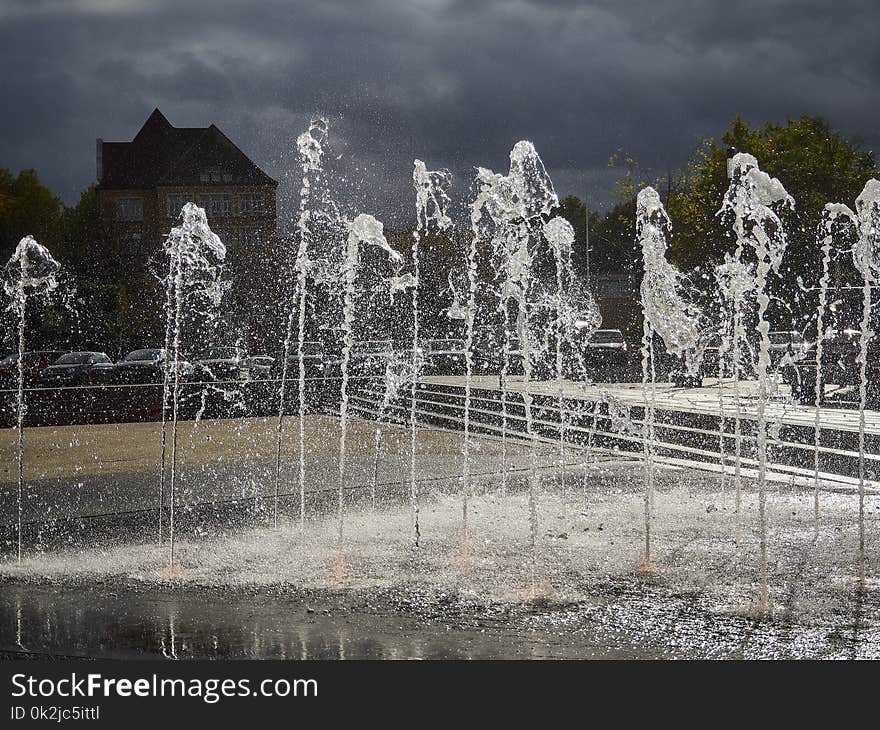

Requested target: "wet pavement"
[
  {"left": 1, "top": 459, "right": 878, "bottom": 659},
  {"left": 2, "top": 573, "right": 875, "bottom": 660},
  {"left": 2, "top": 408, "right": 878, "bottom": 660}
]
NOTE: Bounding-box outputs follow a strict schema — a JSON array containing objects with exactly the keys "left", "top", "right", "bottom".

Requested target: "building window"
[
  {"left": 237, "top": 194, "right": 263, "bottom": 215},
  {"left": 194, "top": 193, "right": 233, "bottom": 219},
  {"left": 199, "top": 168, "right": 222, "bottom": 183},
  {"left": 211, "top": 194, "right": 232, "bottom": 218},
  {"left": 115, "top": 197, "right": 143, "bottom": 222},
  {"left": 166, "top": 194, "right": 189, "bottom": 218}
]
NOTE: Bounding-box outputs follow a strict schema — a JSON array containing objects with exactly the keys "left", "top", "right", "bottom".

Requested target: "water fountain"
[
  {"left": 714, "top": 254, "right": 754, "bottom": 517},
  {"left": 337, "top": 213, "right": 403, "bottom": 548},
  {"left": 720, "top": 153, "right": 793, "bottom": 610},
  {"left": 370, "top": 351, "right": 414, "bottom": 510},
  {"left": 789, "top": 181, "right": 880, "bottom": 586},
  {"left": 157, "top": 203, "right": 227, "bottom": 568},
  {"left": 412, "top": 160, "right": 452, "bottom": 545},
  {"left": 819, "top": 182, "right": 880, "bottom": 587},
  {"left": 2, "top": 236, "right": 61, "bottom": 563},
  {"left": 636, "top": 187, "right": 706, "bottom": 568},
  {"left": 3, "top": 127, "right": 880, "bottom": 659},
  {"left": 468, "top": 141, "right": 560, "bottom": 579},
  {"left": 812, "top": 205, "right": 846, "bottom": 533},
  {"left": 273, "top": 117, "right": 331, "bottom": 530},
  {"left": 852, "top": 180, "right": 880, "bottom": 588},
  {"left": 543, "top": 216, "right": 599, "bottom": 493}
]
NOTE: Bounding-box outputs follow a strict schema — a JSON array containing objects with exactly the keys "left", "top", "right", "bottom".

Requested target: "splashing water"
[
  {"left": 716, "top": 324, "right": 729, "bottom": 491},
  {"left": 274, "top": 117, "right": 330, "bottom": 531},
  {"left": 605, "top": 391, "right": 638, "bottom": 435},
  {"left": 159, "top": 203, "right": 227, "bottom": 568},
  {"left": 811, "top": 205, "right": 853, "bottom": 534},
  {"left": 471, "top": 141, "right": 558, "bottom": 580},
  {"left": 477, "top": 169, "right": 519, "bottom": 500},
  {"left": 412, "top": 160, "right": 452, "bottom": 546},
  {"left": 543, "top": 216, "right": 600, "bottom": 494},
  {"left": 637, "top": 188, "right": 706, "bottom": 373},
  {"left": 720, "top": 153, "right": 793, "bottom": 611},
  {"left": 851, "top": 179, "right": 880, "bottom": 588},
  {"left": 715, "top": 254, "right": 754, "bottom": 516},
  {"left": 544, "top": 217, "right": 573, "bottom": 492},
  {"left": 636, "top": 187, "right": 708, "bottom": 567},
  {"left": 2, "top": 236, "right": 61, "bottom": 563},
  {"left": 7, "top": 104, "right": 880, "bottom": 637},
  {"left": 371, "top": 350, "right": 417, "bottom": 509},
  {"left": 338, "top": 214, "right": 403, "bottom": 546}
]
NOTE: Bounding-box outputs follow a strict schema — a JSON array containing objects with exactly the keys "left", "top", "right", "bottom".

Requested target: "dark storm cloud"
[{"left": 1, "top": 0, "right": 878, "bottom": 221}]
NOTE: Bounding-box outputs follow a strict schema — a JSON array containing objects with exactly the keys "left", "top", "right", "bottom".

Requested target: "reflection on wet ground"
[
  {"left": 1, "top": 419, "right": 878, "bottom": 660},
  {"left": 0, "top": 581, "right": 627, "bottom": 660},
  {"left": 2, "top": 576, "right": 876, "bottom": 660}
]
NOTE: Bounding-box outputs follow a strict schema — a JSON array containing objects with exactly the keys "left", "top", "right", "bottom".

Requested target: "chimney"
[{"left": 96, "top": 138, "right": 103, "bottom": 183}]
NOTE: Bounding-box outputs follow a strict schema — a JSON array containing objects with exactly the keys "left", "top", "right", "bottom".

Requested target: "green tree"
[
  {"left": 555, "top": 195, "right": 602, "bottom": 278},
  {"left": 0, "top": 168, "right": 63, "bottom": 260},
  {"left": 57, "top": 184, "right": 102, "bottom": 273},
  {"left": 667, "top": 115, "right": 879, "bottom": 285}
]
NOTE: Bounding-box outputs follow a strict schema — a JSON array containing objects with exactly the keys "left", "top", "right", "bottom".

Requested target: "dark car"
[
  {"left": 245, "top": 355, "right": 274, "bottom": 380},
  {"left": 39, "top": 351, "right": 114, "bottom": 386},
  {"left": 782, "top": 328, "right": 879, "bottom": 405},
  {"left": 113, "top": 348, "right": 194, "bottom": 384},
  {"left": 349, "top": 339, "right": 394, "bottom": 378},
  {"left": 0, "top": 350, "right": 65, "bottom": 387},
  {"left": 194, "top": 346, "right": 250, "bottom": 383},
  {"left": 582, "top": 329, "right": 629, "bottom": 378},
  {"left": 421, "top": 338, "right": 465, "bottom": 375},
  {"left": 768, "top": 330, "right": 811, "bottom": 369},
  {"left": 271, "top": 341, "right": 328, "bottom": 381},
  {"left": 472, "top": 327, "right": 524, "bottom": 377}
]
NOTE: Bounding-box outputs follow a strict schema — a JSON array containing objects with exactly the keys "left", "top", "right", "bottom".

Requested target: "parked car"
[
  {"left": 421, "top": 338, "right": 465, "bottom": 375},
  {"left": 349, "top": 339, "right": 394, "bottom": 378},
  {"left": 0, "top": 350, "right": 65, "bottom": 387},
  {"left": 781, "top": 328, "right": 880, "bottom": 405},
  {"left": 113, "top": 348, "right": 194, "bottom": 384},
  {"left": 39, "top": 351, "right": 114, "bottom": 386},
  {"left": 270, "top": 341, "right": 328, "bottom": 380},
  {"left": 194, "top": 346, "right": 250, "bottom": 382},
  {"left": 582, "top": 329, "right": 629, "bottom": 376},
  {"left": 768, "top": 330, "right": 812, "bottom": 368},
  {"left": 245, "top": 355, "right": 274, "bottom": 380}
]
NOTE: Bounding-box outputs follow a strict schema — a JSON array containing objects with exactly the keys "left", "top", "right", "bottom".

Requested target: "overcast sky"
[{"left": 2, "top": 0, "right": 878, "bottom": 222}]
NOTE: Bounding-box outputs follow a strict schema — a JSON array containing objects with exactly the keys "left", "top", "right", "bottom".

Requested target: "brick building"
[{"left": 96, "top": 108, "right": 279, "bottom": 351}]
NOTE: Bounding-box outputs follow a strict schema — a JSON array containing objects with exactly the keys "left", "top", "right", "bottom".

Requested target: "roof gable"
[{"left": 99, "top": 109, "right": 276, "bottom": 189}]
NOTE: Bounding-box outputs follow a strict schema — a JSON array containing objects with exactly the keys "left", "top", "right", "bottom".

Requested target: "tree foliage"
[
  {"left": 667, "top": 115, "right": 879, "bottom": 287},
  {"left": 0, "top": 168, "right": 62, "bottom": 260}
]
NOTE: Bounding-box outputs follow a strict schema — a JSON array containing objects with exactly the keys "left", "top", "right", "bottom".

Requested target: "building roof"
[{"left": 98, "top": 108, "right": 277, "bottom": 189}]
